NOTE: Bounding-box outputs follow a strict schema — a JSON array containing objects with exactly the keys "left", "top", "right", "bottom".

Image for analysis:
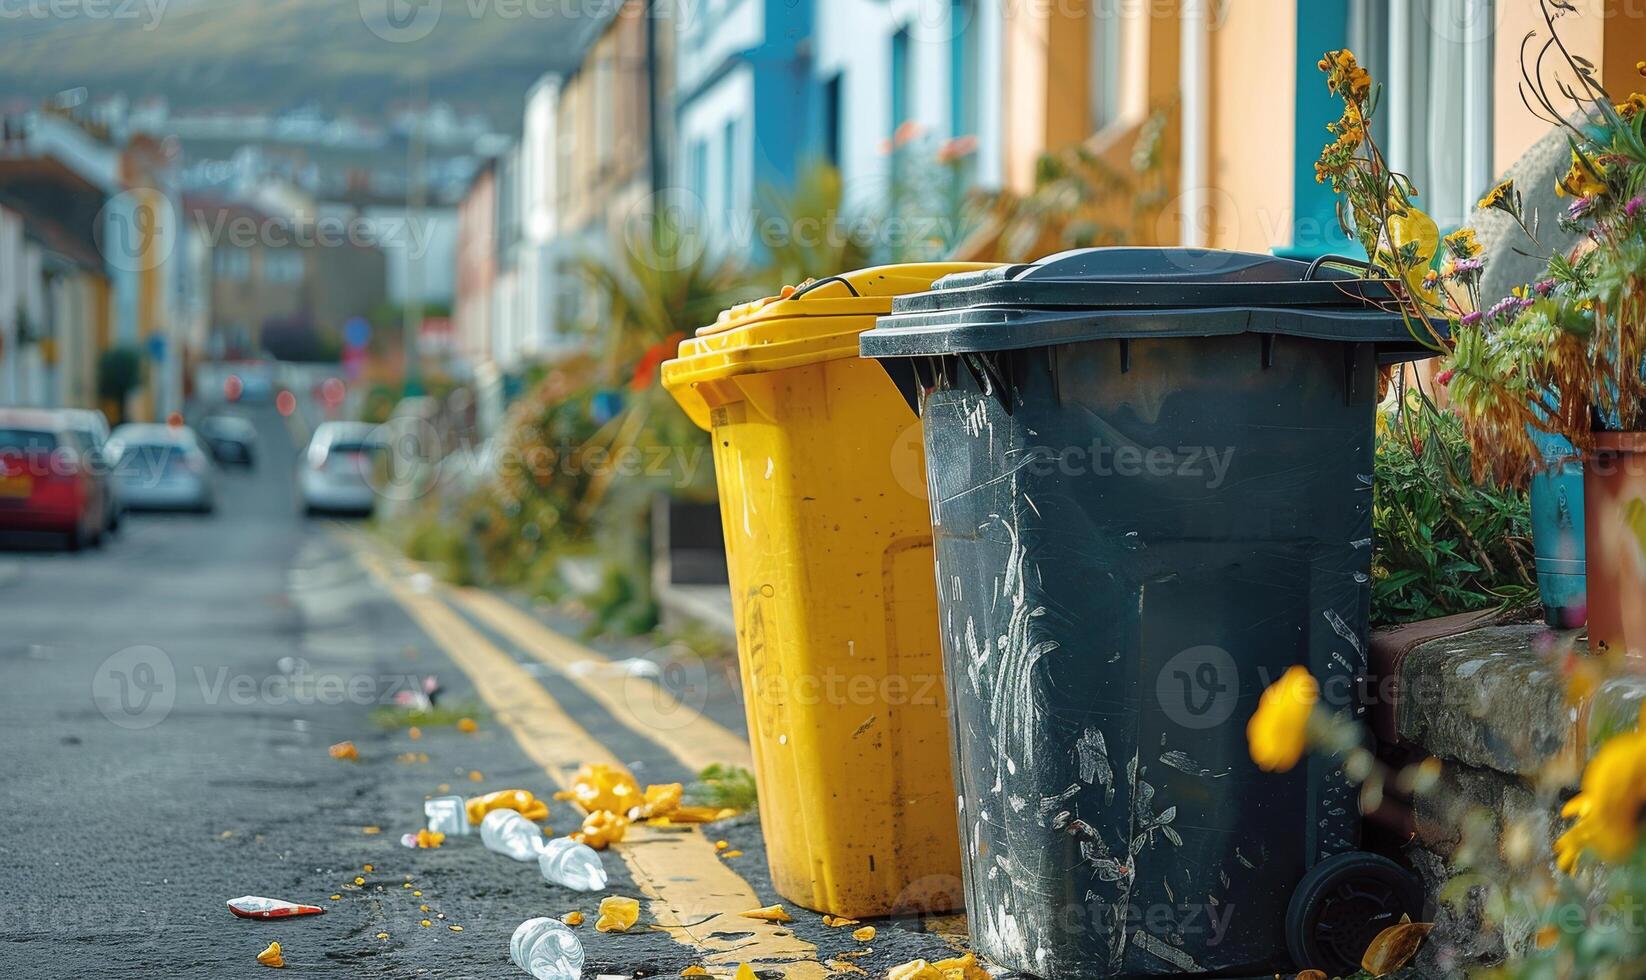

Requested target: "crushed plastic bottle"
[
  {"left": 537, "top": 837, "right": 608, "bottom": 892},
  {"left": 481, "top": 808, "right": 544, "bottom": 862},
  {"left": 425, "top": 796, "right": 471, "bottom": 836},
  {"left": 509, "top": 917, "right": 585, "bottom": 980}
]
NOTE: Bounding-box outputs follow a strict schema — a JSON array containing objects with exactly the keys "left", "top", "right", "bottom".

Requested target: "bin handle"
[
  {"left": 790, "top": 275, "right": 861, "bottom": 300},
  {"left": 1304, "top": 254, "right": 1385, "bottom": 281}
]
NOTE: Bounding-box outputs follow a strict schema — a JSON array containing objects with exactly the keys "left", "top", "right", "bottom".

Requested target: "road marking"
[
  {"left": 346, "top": 534, "right": 827, "bottom": 979},
  {"left": 451, "top": 586, "right": 755, "bottom": 775}
]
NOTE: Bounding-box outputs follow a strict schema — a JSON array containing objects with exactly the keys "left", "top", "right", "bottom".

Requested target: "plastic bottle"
[
  {"left": 537, "top": 837, "right": 608, "bottom": 892},
  {"left": 425, "top": 796, "right": 471, "bottom": 837},
  {"left": 481, "top": 808, "right": 543, "bottom": 862},
  {"left": 509, "top": 917, "right": 584, "bottom": 980}
]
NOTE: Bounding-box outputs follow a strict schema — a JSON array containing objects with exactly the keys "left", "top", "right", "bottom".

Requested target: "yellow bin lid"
[{"left": 663, "top": 262, "right": 995, "bottom": 429}]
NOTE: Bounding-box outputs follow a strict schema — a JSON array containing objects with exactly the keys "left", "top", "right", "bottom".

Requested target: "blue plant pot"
[{"left": 1528, "top": 427, "right": 1587, "bottom": 628}]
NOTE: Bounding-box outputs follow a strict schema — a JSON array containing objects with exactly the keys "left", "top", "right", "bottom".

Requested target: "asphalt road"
[{"left": 0, "top": 404, "right": 967, "bottom": 979}]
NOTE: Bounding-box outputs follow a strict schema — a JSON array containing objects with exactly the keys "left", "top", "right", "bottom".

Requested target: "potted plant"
[{"left": 1314, "top": 0, "right": 1646, "bottom": 658}]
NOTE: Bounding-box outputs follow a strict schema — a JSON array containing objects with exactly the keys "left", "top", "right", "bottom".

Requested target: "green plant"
[
  {"left": 1372, "top": 391, "right": 1537, "bottom": 626},
  {"left": 687, "top": 763, "right": 758, "bottom": 812},
  {"left": 96, "top": 345, "right": 143, "bottom": 415}
]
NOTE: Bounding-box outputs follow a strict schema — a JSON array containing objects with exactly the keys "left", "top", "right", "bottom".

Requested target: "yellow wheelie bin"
[{"left": 663, "top": 263, "right": 996, "bottom": 918}]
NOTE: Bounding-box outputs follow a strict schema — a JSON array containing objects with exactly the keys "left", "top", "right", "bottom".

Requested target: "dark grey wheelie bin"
[{"left": 858, "top": 248, "right": 1439, "bottom": 979}]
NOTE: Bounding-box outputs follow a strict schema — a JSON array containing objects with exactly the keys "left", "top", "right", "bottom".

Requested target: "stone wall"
[{"left": 1380, "top": 625, "right": 1646, "bottom": 976}]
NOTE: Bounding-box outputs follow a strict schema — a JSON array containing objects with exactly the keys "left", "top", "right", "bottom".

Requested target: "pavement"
[{"left": 0, "top": 402, "right": 971, "bottom": 979}]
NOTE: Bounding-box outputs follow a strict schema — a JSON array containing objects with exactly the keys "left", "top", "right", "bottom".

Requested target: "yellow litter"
[
  {"left": 328, "top": 741, "right": 359, "bottom": 761},
  {"left": 562, "top": 910, "right": 584, "bottom": 927},
  {"left": 739, "top": 904, "right": 794, "bottom": 924},
  {"left": 255, "top": 941, "right": 284, "bottom": 969},
  {"left": 596, "top": 896, "right": 640, "bottom": 933},
  {"left": 851, "top": 926, "right": 876, "bottom": 942}
]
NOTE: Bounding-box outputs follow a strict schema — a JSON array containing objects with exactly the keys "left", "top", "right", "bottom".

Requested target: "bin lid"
[
  {"left": 663, "top": 262, "right": 997, "bottom": 427},
  {"left": 859, "top": 248, "right": 1446, "bottom": 359}
]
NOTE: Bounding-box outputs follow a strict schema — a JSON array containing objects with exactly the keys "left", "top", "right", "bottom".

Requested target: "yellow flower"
[
  {"left": 1478, "top": 179, "right": 1515, "bottom": 211},
  {"left": 1444, "top": 227, "right": 1482, "bottom": 260},
  {"left": 1554, "top": 713, "right": 1646, "bottom": 873},
  {"left": 1247, "top": 665, "right": 1319, "bottom": 773},
  {"left": 1556, "top": 149, "right": 1608, "bottom": 198},
  {"left": 1616, "top": 92, "right": 1646, "bottom": 119}
]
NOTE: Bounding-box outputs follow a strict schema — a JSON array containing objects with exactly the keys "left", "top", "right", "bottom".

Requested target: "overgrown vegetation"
[{"left": 1372, "top": 390, "right": 1537, "bottom": 626}]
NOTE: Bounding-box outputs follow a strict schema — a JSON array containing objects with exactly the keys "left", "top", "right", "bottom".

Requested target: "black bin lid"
[{"left": 858, "top": 247, "right": 1444, "bottom": 361}]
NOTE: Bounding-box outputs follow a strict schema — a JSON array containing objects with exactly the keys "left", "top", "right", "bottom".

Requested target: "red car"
[{"left": 0, "top": 408, "right": 107, "bottom": 550}]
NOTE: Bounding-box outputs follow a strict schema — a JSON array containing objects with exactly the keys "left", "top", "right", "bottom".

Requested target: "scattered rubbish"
[
  {"left": 469, "top": 770, "right": 485, "bottom": 782},
  {"left": 361, "top": 826, "right": 381, "bottom": 835},
  {"left": 627, "top": 782, "right": 683, "bottom": 821},
  {"left": 733, "top": 965, "right": 757, "bottom": 980},
  {"left": 851, "top": 926, "right": 876, "bottom": 942},
  {"left": 421, "top": 919, "right": 432, "bottom": 928},
  {"left": 594, "top": 896, "right": 640, "bottom": 933},
  {"left": 826, "top": 960, "right": 867, "bottom": 976},
  {"left": 353, "top": 877, "right": 366, "bottom": 886},
  {"left": 884, "top": 954, "right": 987, "bottom": 980},
  {"left": 401, "top": 829, "right": 446, "bottom": 849},
  {"left": 539, "top": 837, "right": 609, "bottom": 891},
  {"left": 560, "top": 764, "right": 642, "bottom": 815},
  {"left": 330, "top": 895, "right": 341, "bottom": 902},
  {"left": 397, "top": 752, "right": 430, "bottom": 764},
  {"left": 425, "top": 796, "right": 472, "bottom": 836},
  {"left": 255, "top": 941, "right": 285, "bottom": 969},
  {"left": 363, "top": 864, "right": 373, "bottom": 872},
  {"left": 510, "top": 917, "right": 585, "bottom": 980},
  {"left": 457, "top": 717, "right": 479, "bottom": 733},
  {"left": 720, "top": 850, "right": 742, "bottom": 858},
  {"left": 679, "top": 967, "right": 708, "bottom": 977},
  {"left": 228, "top": 897, "right": 325, "bottom": 920},
  {"left": 1297, "top": 971, "right": 1327, "bottom": 980},
  {"left": 566, "top": 657, "right": 662, "bottom": 680},
  {"left": 822, "top": 916, "right": 858, "bottom": 928},
  {"left": 1362, "top": 917, "right": 1434, "bottom": 977},
  {"left": 375, "top": 932, "right": 389, "bottom": 940},
  {"left": 328, "top": 741, "right": 359, "bottom": 761},
  {"left": 481, "top": 809, "right": 544, "bottom": 862},
  {"left": 465, "top": 789, "right": 551, "bottom": 825},
  {"left": 570, "top": 809, "right": 628, "bottom": 850},
  {"left": 739, "top": 904, "right": 794, "bottom": 924},
  {"left": 449, "top": 925, "right": 463, "bottom": 932},
  {"left": 714, "top": 840, "right": 729, "bottom": 851},
  {"left": 391, "top": 676, "right": 441, "bottom": 711},
  {"left": 561, "top": 911, "right": 584, "bottom": 927},
  {"left": 409, "top": 727, "right": 422, "bottom": 740}
]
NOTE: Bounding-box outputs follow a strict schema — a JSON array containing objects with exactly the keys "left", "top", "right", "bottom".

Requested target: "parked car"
[
  {"left": 108, "top": 423, "right": 216, "bottom": 513},
  {"left": 299, "top": 422, "right": 384, "bottom": 517},
  {"left": 55, "top": 407, "right": 122, "bottom": 533},
  {"left": 199, "top": 413, "right": 258, "bottom": 467},
  {"left": 0, "top": 408, "right": 108, "bottom": 550}
]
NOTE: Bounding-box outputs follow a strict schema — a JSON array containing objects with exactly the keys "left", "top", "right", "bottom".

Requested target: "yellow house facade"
[{"left": 998, "top": 0, "right": 1646, "bottom": 257}]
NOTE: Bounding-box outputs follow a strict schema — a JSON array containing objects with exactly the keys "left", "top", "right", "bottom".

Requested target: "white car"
[
  {"left": 108, "top": 423, "right": 217, "bottom": 513},
  {"left": 299, "top": 422, "right": 384, "bottom": 517}
]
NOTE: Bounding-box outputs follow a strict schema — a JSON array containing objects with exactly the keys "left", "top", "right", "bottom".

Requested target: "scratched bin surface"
[{"left": 860, "top": 249, "right": 1439, "bottom": 978}]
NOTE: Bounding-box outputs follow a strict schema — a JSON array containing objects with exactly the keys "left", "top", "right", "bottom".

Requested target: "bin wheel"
[{"left": 1285, "top": 851, "right": 1424, "bottom": 975}]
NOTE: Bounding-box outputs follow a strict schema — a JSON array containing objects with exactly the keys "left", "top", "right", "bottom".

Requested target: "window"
[
  {"left": 823, "top": 73, "right": 843, "bottom": 167},
  {"left": 594, "top": 53, "right": 615, "bottom": 170},
  {"left": 213, "top": 248, "right": 250, "bottom": 282},
  {"left": 721, "top": 119, "right": 739, "bottom": 217},
  {"left": 690, "top": 138, "right": 709, "bottom": 211},
  {"left": 1089, "top": 0, "right": 1124, "bottom": 133},
  {"left": 951, "top": 0, "right": 980, "bottom": 140},
  {"left": 891, "top": 26, "right": 912, "bottom": 138},
  {"left": 1351, "top": 0, "right": 1495, "bottom": 229},
  {"left": 262, "top": 249, "right": 303, "bottom": 284}
]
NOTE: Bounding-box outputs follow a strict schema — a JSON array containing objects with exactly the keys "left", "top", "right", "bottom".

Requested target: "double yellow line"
[{"left": 344, "top": 531, "right": 826, "bottom": 979}]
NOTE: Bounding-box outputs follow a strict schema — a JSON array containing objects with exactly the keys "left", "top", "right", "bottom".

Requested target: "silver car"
[
  {"left": 299, "top": 422, "right": 384, "bottom": 517},
  {"left": 108, "top": 424, "right": 217, "bottom": 514}
]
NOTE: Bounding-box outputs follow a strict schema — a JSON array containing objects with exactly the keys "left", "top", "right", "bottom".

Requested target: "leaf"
[{"left": 1362, "top": 920, "right": 1434, "bottom": 976}]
